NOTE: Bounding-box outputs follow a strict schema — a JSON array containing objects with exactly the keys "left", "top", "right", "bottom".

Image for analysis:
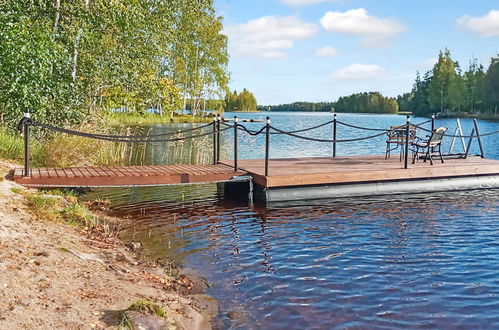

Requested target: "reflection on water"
[
  {"left": 88, "top": 113, "right": 499, "bottom": 329},
  {"left": 85, "top": 185, "right": 499, "bottom": 329}
]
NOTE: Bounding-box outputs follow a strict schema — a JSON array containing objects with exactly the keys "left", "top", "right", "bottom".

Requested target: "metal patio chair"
[
  {"left": 411, "top": 127, "right": 447, "bottom": 165},
  {"left": 385, "top": 125, "right": 417, "bottom": 160}
]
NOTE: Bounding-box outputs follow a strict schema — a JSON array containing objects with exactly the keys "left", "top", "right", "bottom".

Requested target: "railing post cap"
[
  {"left": 406, "top": 115, "right": 411, "bottom": 123},
  {"left": 334, "top": 113, "right": 337, "bottom": 118},
  {"left": 266, "top": 116, "right": 270, "bottom": 124},
  {"left": 431, "top": 113, "right": 435, "bottom": 119},
  {"left": 234, "top": 116, "right": 238, "bottom": 122},
  {"left": 24, "top": 112, "right": 31, "bottom": 118}
]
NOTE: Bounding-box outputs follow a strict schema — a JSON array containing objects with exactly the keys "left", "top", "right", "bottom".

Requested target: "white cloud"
[
  {"left": 457, "top": 10, "right": 499, "bottom": 37},
  {"left": 333, "top": 64, "right": 387, "bottom": 80},
  {"left": 281, "top": 0, "right": 337, "bottom": 6},
  {"left": 320, "top": 8, "right": 406, "bottom": 47},
  {"left": 225, "top": 15, "right": 318, "bottom": 59},
  {"left": 316, "top": 46, "right": 338, "bottom": 57}
]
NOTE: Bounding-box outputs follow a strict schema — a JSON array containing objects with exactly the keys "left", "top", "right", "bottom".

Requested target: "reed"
[{"left": 104, "top": 111, "right": 213, "bottom": 126}]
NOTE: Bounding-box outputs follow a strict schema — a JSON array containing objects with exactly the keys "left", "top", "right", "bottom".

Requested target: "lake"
[{"left": 85, "top": 112, "right": 499, "bottom": 329}]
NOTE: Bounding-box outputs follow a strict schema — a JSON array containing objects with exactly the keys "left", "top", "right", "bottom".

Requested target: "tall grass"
[
  {"left": 0, "top": 126, "right": 125, "bottom": 167},
  {"left": 104, "top": 111, "right": 213, "bottom": 126}
]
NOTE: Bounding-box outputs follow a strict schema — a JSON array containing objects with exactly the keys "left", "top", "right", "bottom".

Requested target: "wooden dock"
[
  {"left": 12, "top": 164, "right": 245, "bottom": 187},
  {"left": 11, "top": 156, "right": 499, "bottom": 201},
  {"left": 224, "top": 155, "right": 499, "bottom": 187}
]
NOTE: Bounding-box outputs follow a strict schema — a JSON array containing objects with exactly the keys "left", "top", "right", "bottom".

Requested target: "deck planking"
[
  {"left": 223, "top": 155, "right": 499, "bottom": 187},
  {"left": 12, "top": 155, "right": 499, "bottom": 189},
  {"left": 13, "top": 163, "right": 245, "bottom": 187}
]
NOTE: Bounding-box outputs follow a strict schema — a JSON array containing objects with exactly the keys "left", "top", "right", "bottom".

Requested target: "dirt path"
[{"left": 0, "top": 161, "right": 218, "bottom": 329}]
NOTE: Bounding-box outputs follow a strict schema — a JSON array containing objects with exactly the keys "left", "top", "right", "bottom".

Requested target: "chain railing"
[{"left": 18, "top": 112, "right": 499, "bottom": 178}]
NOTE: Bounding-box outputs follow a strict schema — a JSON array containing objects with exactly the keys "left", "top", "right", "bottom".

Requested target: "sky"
[{"left": 214, "top": 0, "right": 499, "bottom": 105}]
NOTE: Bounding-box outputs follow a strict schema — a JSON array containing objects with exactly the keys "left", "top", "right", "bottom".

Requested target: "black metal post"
[
  {"left": 216, "top": 114, "right": 221, "bottom": 162},
  {"left": 333, "top": 113, "right": 337, "bottom": 158},
  {"left": 212, "top": 116, "right": 217, "bottom": 164},
  {"left": 431, "top": 113, "right": 435, "bottom": 131},
  {"left": 464, "top": 128, "right": 475, "bottom": 159},
  {"left": 233, "top": 116, "right": 238, "bottom": 172},
  {"left": 404, "top": 115, "right": 410, "bottom": 169},
  {"left": 473, "top": 118, "right": 485, "bottom": 158},
  {"left": 264, "top": 117, "right": 270, "bottom": 177},
  {"left": 23, "top": 112, "right": 31, "bottom": 177}
]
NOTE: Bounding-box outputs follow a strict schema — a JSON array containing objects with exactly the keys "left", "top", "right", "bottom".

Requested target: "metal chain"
[
  {"left": 269, "top": 125, "right": 407, "bottom": 143},
  {"left": 31, "top": 120, "right": 233, "bottom": 143},
  {"left": 412, "top": 123, "right": 499, "bottom": 138}
]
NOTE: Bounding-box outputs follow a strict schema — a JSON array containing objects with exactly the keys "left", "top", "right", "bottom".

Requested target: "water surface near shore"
[{"left": 85, "top": 112, "right": 499, "bottom": 329}]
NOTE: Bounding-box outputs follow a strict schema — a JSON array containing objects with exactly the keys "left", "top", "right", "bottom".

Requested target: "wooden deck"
[
  {"left": 11, "top": 155, "right": 499, "bottom": 189},
  {"left": 12, "top": 164, "right": 245, "bottom": 187},
  {"left": 224, "top": 155, "right": 499, "bottom": 188}
]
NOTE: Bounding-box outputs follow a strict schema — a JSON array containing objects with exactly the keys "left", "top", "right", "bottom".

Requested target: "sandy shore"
[{"left": 0, "top": 161, "right": 218, "bottom": 329}]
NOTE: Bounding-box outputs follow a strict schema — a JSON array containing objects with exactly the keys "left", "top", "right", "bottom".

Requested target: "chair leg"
[
  {"left": 427, "top": 149, "right": 433, "bottom": 165},
  {"left": 412, "top": 147, "right": 418, "bottom": 164},
  {"left": 439, "top": 144, "right": 444, "bottom": 163},
  {"left": 385, "top": 143, "right": 389, "bottom": 160}
]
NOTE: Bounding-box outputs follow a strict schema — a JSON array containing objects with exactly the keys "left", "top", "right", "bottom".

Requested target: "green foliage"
[
  {"left": 260, "top": 102, "right": 334, "bottom": 112},
  {"left": 261, "top": 93, "right": 397, "bottom": 114},
  {"left": 0, "top": 8, "right": 79, "bottom": 126},
  {"left": 334, "top": 92, "right": 399, "bottom": 114},
  {"left": 0, "top": 0, "right": 229, "bottom": 127},
  {"left": 399, "top": 49, "right": 499, "bottom": 116},
  {"left": 25, "top": 190, "right": 98, "bottom": 229},
  {"left": 0, "top": 127, "right": 43, "bottom": 164},
  {"left": 485, "top": 56, "right": 499, "bottom": 113},
  {"left": 225, "top": 89, "right": 258, "bottom": 112},
  {"left": 127, "top": 299, "right": 166, "bottom": 318}
]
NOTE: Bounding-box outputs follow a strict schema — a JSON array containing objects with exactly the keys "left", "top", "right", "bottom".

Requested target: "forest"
[
  {"left": 398, "top": 49, "right": 499, "bottom": 117},
  {"left": 0, "top": 0, "right": 229, "bottom": 127},
  {"left": 260, "top": 92, "right": 398, "bottom": 113},
  {"left": 225, "top": 89, "right": 258, "bottom": 112}
]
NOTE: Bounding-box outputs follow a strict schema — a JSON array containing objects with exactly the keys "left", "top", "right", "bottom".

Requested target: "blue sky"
[{"left": 214, "top": 0, "right": 499, "bottom": 105}]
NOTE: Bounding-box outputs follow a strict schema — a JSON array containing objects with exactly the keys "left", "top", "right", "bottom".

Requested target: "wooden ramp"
[
  {"left": 13, "top": 164, "right": 245, "bottom": 187},
  {"left": 224, "top": 155, "right": 499, "bottom": 187}
]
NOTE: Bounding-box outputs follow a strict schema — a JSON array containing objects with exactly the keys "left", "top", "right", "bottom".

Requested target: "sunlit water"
[{"left": 85, "top": 112, "right": 499, "bottom": 329}]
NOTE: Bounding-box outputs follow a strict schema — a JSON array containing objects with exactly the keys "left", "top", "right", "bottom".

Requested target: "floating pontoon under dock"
[{"left": 222, "top": 155, "right": 499, "bottom": 202}]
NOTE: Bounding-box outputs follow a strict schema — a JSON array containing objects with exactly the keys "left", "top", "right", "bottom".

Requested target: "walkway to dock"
[{"left": 13, "top": 164, "right": 246, "bottom": 187}]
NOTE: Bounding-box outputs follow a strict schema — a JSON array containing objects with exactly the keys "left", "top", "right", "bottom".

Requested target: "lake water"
[{"left": 85, "top": 112, "right": 499, "bottom": 329}]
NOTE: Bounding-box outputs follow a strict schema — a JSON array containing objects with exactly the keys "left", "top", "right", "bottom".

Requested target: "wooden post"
[
  {"left": 264, "top": 117, "right": 270, "bottom": 177},
  {"left": 333, "top": 113, "right": 337, "bottom": 157},
  {"left": 233, "top": 116, "right": 238, "bottom": 172},
  {"left": 23, "top": 112, "right": 31, "bottom": 177},
  {"left": 212, "top": 115, "right": 217, "bottom": 164},
  {"left": 404, "top": 115, "right": 410, "bottom": 169},
  {"left": 473, "top": 118, "right": 485, "bottom": 158}
]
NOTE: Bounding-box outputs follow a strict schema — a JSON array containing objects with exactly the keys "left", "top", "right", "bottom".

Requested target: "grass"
[
  {"left": 118, "top": 299, "right": 167, "bottom": 329},
  {"left": 0, "top": 126, "right": 126, "bottom": 167},
  {"left": 24, "top": 189, "right": 100, "bottom": 229},
  {"left": 0, "top": 128, "right": 43, "bottom": 165},
  {"left": 10, "top": 187, "right": 21, "bottom": 194},
  {"left": 104, "top": 111, "right": 213, "bottom": 126},
  {"left": 127, "top": 299, "right": 166, "bottom": 317}
]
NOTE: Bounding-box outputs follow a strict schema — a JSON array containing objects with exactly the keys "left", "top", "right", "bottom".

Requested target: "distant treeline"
[
  {"left": 258, "top": 92, "right": 398, "bottom": 113},
  {"left": 397, "top": 49, "right": 499, "bottom": 116},
  {"left": 224, "top": 89, "right": 257, "bottom": 112}
]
